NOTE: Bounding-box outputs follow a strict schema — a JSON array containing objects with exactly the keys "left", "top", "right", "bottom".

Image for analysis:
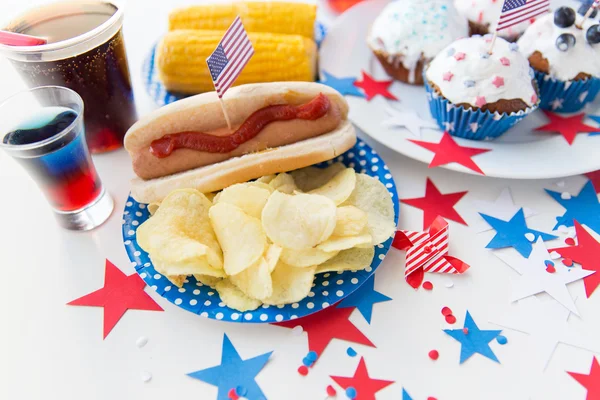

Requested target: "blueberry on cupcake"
[{"left": 454, "top": 0, "right": 534, "bottom": 41}]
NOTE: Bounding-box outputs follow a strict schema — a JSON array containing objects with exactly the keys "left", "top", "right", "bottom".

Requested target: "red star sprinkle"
[
  {"left": 67, "top": 260, "right": 163, "bottom": 338},
  {"left": 401, "top": 178, "right": 467, "bottom": 229},
  {"left": 353, "top": 71, "right": 397, "bottom": 101},
  {"left": 585, "top": 170, "right": 600, "bottom": 193},
  {"left": 454, "top": 52, "right": 466, "bottom": 61},
  {"left": 492, "top": 76, "right": 505, "bottom": 88},
  {"left": 475, "top": 96, "right": 487, "bottom": 107},
  {"left": 443, "top": 71, "right": 454, "bottom": 81},
  {"left": 550, "top": 221, "right": 600, "bottom": 298},
  {"left": 531, "top": 93, "right": 538, "bottom": 104},
  {"left": 330, "top": 357, "right": 394, "bottom": 400},
  {"left": 409, "top": 131, "right": 491, "bottom": 175},
  {"left": 275, "top": 306, "right": 374, "bottom": 359},
  {"left": 535, "top": 111, "right": 600, "bottom": 145},
  {"left": 567, "top": 357, "right": 600, "bottom": 400},
  {"left": 500, "top": 57, "right": 510, "bottom": 66}
]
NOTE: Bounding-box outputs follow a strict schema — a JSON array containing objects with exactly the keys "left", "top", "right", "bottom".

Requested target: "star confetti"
[
  {"left": 472, "top": 188, "right": 537, "bottom": 233},
  {"left": 535, "top": 111, "right": 600, "bottom": 145},
  {"left": 402, "top": 388, "right": 414, "bottom": 400},
  {"left": 495, "top": 238, "right": 594, "bottom": 315},
  {"left": 409, "top": 132, "right": 491, "bottom": 175},
  {"left": 585, "top": 170, "right": 600, "bottom": 193},
  {"left": 330, "top": 357, "right": 395, "bottom": 399},
  {"left": 444, "top": 311, "right": 502, "bottom": 364},
  {"left": 275, "top": 306, "right": 375, "bottom": 360},
  {"left": 188, "top": 334, "right": 272, "bottom": 400},
  {"left": 67, "top": 259, "right": 163, "bottom": 339},
  {"left": 382, "top": 107, "right": 439, "bottom": 138},
  {"left": 337, "top": 275, "right": 392, "bottom": 324},
  {"left": 320, "top": 71, "right": 365, "bottom": 98},
  {"left": 480, "top": 208, "right": 557, "bottom": 258},
  {"left": 401, "top": 178, "right": 468, "bottom": 229},
  {"left": 568, "top": 357, "right": 600, "bottom": 400},
  {"left": 550, "top": 221, "right": 600, "bottom": 298},
  {"left": 546, "top": 181, "right": 600, "bottom": 234},
  {"left": 353, "top": 71, "right": 397, "bottom": 101}
]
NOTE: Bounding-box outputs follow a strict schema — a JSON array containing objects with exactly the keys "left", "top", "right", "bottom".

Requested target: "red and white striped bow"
[{"left": 392, "top": 216, "right": 470, "bottom": 288}]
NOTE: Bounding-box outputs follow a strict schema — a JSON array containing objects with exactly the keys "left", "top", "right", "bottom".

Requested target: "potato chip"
[
  {"left": 291, "top": 163, "right": 346, "bottom": 192},
  {"left": 269, "top": 172, "right": 298, "bottom": 194},
  {"left": 256, "top": 174, "right": 276, "bottom": 184},
  {"left": 148, "top": 202, "right": 160, "bottom": 215},
  {"left": 262, "top": 191, "right": 337, "bottom": 249},
  {"left": 151, "top": 255, "right": 225, "bottom": 278},
  {"left": 213, "top": 183, "right": 271, "bottom": 219},
  {"left": 193, "top": 274, "right": 222, "bottom": 288},
  {"left": 309, "top": 168, "right": 356, "bottom": 205},
  {"left": 342, "top": 174, "right": 396, "bottom": 245},
  {"left": 215, "top": 279, "right": 262, "bottom": 311},
  {"left": 280, "top": 247, "right": 339, "bottom": 268},
  {"left": 166, "top": 275, "right": 187, "bottom": 288},
  {"left": 317, "top": 232, "right": 372, "bottom": 252},
  {"left": 248, "top": 181, "right": 275, "bottom": 193},
  {"left": 230, "top": 257, "right": 273, "bottom": 300},
  {"left": 265, "top": 243, "right": 282, "bottom": 273},
  {"left": 333, "top": 206, "right": 368, "bottom": 237},
  {"left": 275, "top": 184, "right": 298, "bottom": 194},
  {"left": 316, "top": 247, "right": 375, "bottom": 274},
  {"left": 209, "top": 202, "right": 267, "bottom": 275},
  {"left": 263, "top": 261, "right": 317, "bottom": 305},
  {"left": 204, "top": 192, "right": 217, "bottom": 202}
]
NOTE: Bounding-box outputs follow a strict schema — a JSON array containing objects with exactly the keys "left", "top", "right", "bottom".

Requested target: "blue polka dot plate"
[{"left": 122, "top": 138, "right": 399, "bottom": 323}]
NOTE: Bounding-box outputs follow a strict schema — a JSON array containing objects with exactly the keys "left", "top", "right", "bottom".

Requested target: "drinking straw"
[{"left": 0, "top": 30, "right": 47, "bottom": 46}]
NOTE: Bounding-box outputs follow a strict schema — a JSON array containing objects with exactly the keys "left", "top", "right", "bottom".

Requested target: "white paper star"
[
  {"left": 382, "top": 107, "right": 439, "bottom": 138},
  {"left": 495, "top": 238, "right": 594, "bottom": 315},
  {"left": 550, "top": 98, "right": 564, "bottom": 110},
  {"left": 471, "top": 188, "right": 537, "bottom": 233},
  {"left": 443, "top": 121, "right": 455, "bottom": 132},
  {"left": 469, "top": 122, "right": 479, "bottom": 133},
  {"left": 579, "top": 91, "right": 589, "bottom": 103}
]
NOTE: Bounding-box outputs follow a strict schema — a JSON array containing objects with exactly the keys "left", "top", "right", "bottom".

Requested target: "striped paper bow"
[{"left": 393, "top": 216, "right": 470, "bottom": 288}]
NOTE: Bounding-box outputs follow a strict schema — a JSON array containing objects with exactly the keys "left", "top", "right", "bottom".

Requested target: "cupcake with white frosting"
[
  {"left": 518, "top": 7, "right": 600, "bottom": 112},
  {"left": 368, "top": 0, "right": 468, "bottom": 85},
  {"left": 454, "top": 0, "right": 533, "bottom": 41},
  {"left": 424, "top": 35, "right": 539, "bottom": 140}
]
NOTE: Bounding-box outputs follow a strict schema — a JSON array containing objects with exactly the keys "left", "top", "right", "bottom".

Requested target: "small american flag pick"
[
  {"left": 496, "top": 0, "right": 550, "bottom": 32},
  {"left": 393, "top": 216, "right": 470, "bottom": 289}
]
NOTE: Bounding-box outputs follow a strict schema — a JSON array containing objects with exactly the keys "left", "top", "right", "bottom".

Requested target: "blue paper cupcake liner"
[
  {"left": 534, "top": 71, "right": 600, "bottom": 113},
  {"left": 423, "top": 78, "right": 539, "bottom": 141}
]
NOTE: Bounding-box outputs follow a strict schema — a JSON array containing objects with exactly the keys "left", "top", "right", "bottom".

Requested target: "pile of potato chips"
[{"left": 136, "top": 163, "right": 396, "bottom": 312}]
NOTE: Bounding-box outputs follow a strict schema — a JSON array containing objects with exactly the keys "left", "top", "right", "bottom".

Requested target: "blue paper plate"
[
  {"left": 142, "top": 22, "right": 328, "bottom": 106},
  {"left": 122, "top": 138, "right": 399, "bottom": 323}
]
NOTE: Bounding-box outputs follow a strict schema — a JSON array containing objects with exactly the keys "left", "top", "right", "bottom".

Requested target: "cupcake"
[
  {"left": 518, "top": 7, "right": 600, "bottom": 112},
  {"left": 454, "top": 0, "right": 534, "bottom": 41},
  {"left": 424, "top": 35, "right": 539, "bottom": 140},
  {"left": 367, "top": 0, "right": 468, "bottom": 85}
]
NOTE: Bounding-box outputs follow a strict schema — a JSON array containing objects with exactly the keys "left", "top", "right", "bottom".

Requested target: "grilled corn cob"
[
  {"left": 157, "top": 30, "right": 317, "bottom": 94},
  {"left": 169, "top": 2, "right": 317, "bottom": 39}
]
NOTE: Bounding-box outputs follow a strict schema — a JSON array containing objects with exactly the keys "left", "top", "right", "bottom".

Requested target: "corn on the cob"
[
  {"left": 169, "top": 2, "right": 317, "bottom": 39},
  {"left": 157, "top": 30, "right": 317, "bottom": 94}
]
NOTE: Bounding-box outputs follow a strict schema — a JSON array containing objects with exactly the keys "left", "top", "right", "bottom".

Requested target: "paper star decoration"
[
  {"left": 275, "top": 306, "right": 374, "bottom": 360},
  {"left": 480, "top": 208, "right": 557, "bottom": 258},
  {"left": 409, "top": 132, "right": 491, "bottom": 175},
  {"left": 568, "top": 357, "right": 600, "bottom": 400},
  {"left": 382, "top": 106, "right": 439, "bottom": 138},
  {"left": 330, "top": 357, "right": 395, "bottom": 399},
  {"left": 495, "top": 238, "right": 594, "bottom": 315},
  {"left": 444, "top": 310, "right": 502, "bottom": 364},
  {"left": 585, "top": 170, "right": 600, "bottom": 193},
  {"left": 353, "top": 71, "right": 398, "bottom": 101},
  {"left": 535, "top": 111, "right": 600, "bottom": 145},
  {"left": 320, "top": 71, "right": 365, "bottom": 98},
  {"left": 401, "top": 178, "right": 468, "bottom": 229},
  {"left": 546, "top": 181, "right": 600, "bottom": 234},
  {"left": 402, "top": 388, "right": 414, "bottom": 400},
  {"left": 337, "top": 275, "right": 391, "bottom": 324},
  {"left": 393, "top": 216, "right": 470, "bottom": 288},
  {"left": 550, "top": 221, "right": 600, "bottom": 298},
  {"left": 67, "top": 259, "right": 163, "bottom": 338},
  {"left": 472, "top": 188, "right": 537, "bottom": 233},
  {"left": 188, "top": 334, "right": 272, "bottom": 400}
]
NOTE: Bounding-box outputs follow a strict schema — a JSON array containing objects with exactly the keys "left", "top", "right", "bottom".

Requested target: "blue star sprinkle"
[
  {"left": 589, "top": 115, "right": 600, "bottom": 135},
  {"left": 546, "top": 181, "right": 600, "bottom": 234},
  {"left": 480, "top": 208, "right": 557, "bottom": 257},
  {"left": 464, "top": 80, "right": 476, "bottom": 88},
  {"left": 444, "top": 311, "right": 502, "bottom": 364},
  {"left": 402, "top": 388, "right": 414, "bottom": 400},
  {"left": 480, "top": 52, "right": 490, "bottom": 59},
  {"left": 337, "top": 275, "right": 392, "bottom": 324},
  {"left": 188, "top": 334, "right": 272, "bottom": 400},
  {"left": 319, "top": 71, "right": 365, "bottom": 98},
  {"left": 447, "top": 47, "right": 456, "bottom": 56},
  {"left": 508, "top": 42, "right": 519, "bottom": 51}
]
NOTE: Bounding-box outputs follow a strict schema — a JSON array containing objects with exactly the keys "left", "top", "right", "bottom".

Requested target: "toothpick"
[
  {"left": 577, "top": 3, "right": 597, "bottom": 29},
  {"left": 218, "top": 96, "right": 232, "bottom": 131},
  {"left": 488, "top": 31, "right": 498, "bottom": 55}
]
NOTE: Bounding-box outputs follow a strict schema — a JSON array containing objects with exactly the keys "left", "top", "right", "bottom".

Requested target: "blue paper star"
[
  {"left": 480, "top": 208, "right": 557, "bottom": 258},
  {"left": 588, "top": 115, "right": 600, "bottom": 136},
  {"left": 546, "top": 181, "right": 600, "bottom": 234},
  {"left": 444, "top": 311, "right": 502, "bottom": 364},
  {"left": 337, "top": 275, "right": 391, "bottom": 324},
  {"left": 188, "top": 334, "right": 272, "bottom": 400},
  {"left": 402, "top": 388, "right": 413, "bottom": 400},
  {"left": 319, "top": 71, "right": 365, "bottom": 98}
]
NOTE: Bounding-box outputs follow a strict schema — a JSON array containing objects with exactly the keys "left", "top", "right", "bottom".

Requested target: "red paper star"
[
  {"left": 535, "top": 111, "right": 600, "bottom": 145},
  {"left": 353, "top": 71, "right": 397, "bottom": 101},
  {"left": 568, "top": 356, "right": 600, "bottom": 400},
  {"left": 585, "top": 171, "right": 600, "bottom": 193},
  {"left": 409, "top": 131, "right": 491, "bottom": 175},
  {"left": 275, "top": 306, "right": 374, "bottom": 357},
  {"left": 401, "top": 178, "right": 468, "bottom": 229},
  {"left": 550, "top": 221, "right": 600, "bottom": 298},
  {"left": 330, "top": 357, "right": 394, "bottom": 400},
  {"left": 68, "top": 260, "right": 163, "bottom": 338}
]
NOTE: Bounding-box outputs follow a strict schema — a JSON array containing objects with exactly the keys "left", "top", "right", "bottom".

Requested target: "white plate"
[{"left": 319, "top": 0, "right": 600, "bottom": 179}]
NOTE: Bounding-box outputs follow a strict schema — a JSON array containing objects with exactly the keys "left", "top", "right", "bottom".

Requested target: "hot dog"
[{"left": 124, "top": 82, "right": 356, "bottom": 204}]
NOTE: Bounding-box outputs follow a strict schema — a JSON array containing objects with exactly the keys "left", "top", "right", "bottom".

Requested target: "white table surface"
[{"left": 1, "top": 1, "right": 599, "bottom": 400}]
